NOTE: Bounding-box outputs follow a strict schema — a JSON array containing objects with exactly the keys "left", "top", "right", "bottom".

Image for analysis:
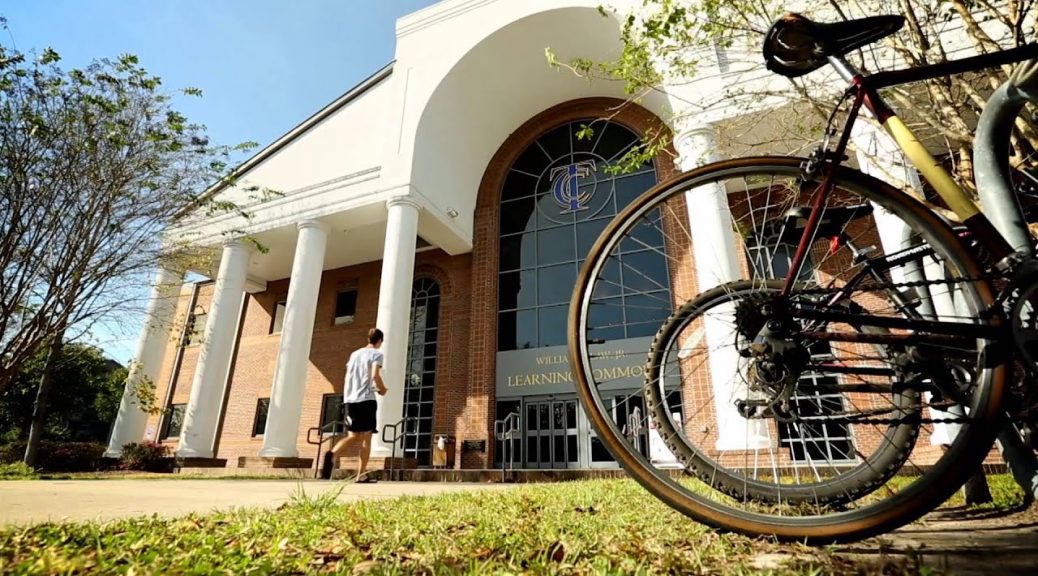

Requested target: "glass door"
[
  {"left": 550, "top": 398, "right": 580, "bottom": 469},
  {"left": 523, "top": 396, "right": 581, "bottom": 469},
  {"left": 525, "top": 401, "right": 550, "bottom": 469}
]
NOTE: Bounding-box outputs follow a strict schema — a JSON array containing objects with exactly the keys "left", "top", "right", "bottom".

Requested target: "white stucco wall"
[
  {"left": 234, "top": 78, "right": 393, "bottom": 203},
  {"left": 170, "top": 69, "right": 395, "bottom": 248}
]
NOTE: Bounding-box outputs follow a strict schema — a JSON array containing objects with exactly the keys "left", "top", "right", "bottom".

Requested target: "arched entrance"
[{"left": 468, "top": 98, "right": 678, "bottom": 469}]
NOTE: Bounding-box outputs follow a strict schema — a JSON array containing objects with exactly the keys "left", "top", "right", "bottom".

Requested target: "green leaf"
[{"left": 39, "top": 47, "right": 61, "bottom": 65}]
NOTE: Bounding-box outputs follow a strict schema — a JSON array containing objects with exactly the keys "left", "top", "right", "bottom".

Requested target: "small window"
[
  {"left": 252, "top": 398, "right": 270, "bottom": 436},
  {"left": 270, "top": 301, "right": 287, "bottom": 334},
  {"left": 161, "top": 404, "right": 186, "bottom": 439},
  {"left": 334, "top": 289, "right": 357, "bottom": 326},
  {"left": 185, "top": 313, "right": 206, "bottom": 346}
]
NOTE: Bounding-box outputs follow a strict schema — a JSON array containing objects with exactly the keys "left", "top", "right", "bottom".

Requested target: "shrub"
[
  {"left": 0, "top": 441, "right": 106, "bottom": 472},
  {"left": 0, "top": 443, "right": 22, "bottom": 464},
  {"left": 45, "top": 442, "right": 107, "bottom": 472},
  {"left": 120, "top": 441, "right": 173, "bottom": 472},
  {"left": 0, "top": 461, "right": 37, "bottom": 479}
]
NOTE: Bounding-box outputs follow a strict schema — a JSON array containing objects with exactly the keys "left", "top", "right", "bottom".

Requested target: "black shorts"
[{"left": 346, "top": 400, "right": 377, "bottom": 433}]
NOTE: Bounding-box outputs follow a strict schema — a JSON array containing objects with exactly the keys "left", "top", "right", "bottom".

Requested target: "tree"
[
  {"left": 0, "top": 343, "right": 124, "bottom": 444},
  {"left": 1, "top": 24, "right": 268, "bottom": 464},
  {"left": 558, "top": 0, "right": 1037, "bottom": 197}
]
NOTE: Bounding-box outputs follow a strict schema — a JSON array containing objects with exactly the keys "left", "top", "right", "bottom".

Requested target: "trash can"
[{"left": 432, "top": 435, "right": 456, "bottom": 468}]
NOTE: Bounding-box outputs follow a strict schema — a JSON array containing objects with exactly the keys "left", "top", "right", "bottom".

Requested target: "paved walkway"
[
  {"left": 0, "top": 479, "right": 513, "bottom": 526},
  {"left": 850, "top": 506, "right": 1038, "bottom": 575}
]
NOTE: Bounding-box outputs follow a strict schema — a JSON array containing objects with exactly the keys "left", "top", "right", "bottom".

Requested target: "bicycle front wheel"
[{"left": 568, "top": 156, "right": 1007, "bottom": 542}]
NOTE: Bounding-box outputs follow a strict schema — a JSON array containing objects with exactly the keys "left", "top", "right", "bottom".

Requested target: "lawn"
[{"left": 0, "top": 476, "right": 1025, "bottom": 575}]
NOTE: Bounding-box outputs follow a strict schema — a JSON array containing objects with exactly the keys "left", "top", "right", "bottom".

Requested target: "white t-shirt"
[{"left": 344, "top": 346, "right": 384, "bottom": 403}]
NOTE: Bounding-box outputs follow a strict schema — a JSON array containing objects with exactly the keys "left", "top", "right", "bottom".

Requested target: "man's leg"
[
  {"left": 328, "top": 432, "right": 360, "bottom": 477},
  {"left": 330, "top": 432, "right": 358, "bottom": 456},
  {"left": 357, "top": 432, "right": 372, "bottom": 478}
]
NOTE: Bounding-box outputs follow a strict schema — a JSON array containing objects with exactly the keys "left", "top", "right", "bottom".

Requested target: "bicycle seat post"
[{"left": 827, "top": 55, "right": 861, "bottom": 84}]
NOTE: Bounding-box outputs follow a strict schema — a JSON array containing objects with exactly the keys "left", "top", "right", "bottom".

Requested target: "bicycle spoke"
[{"left": 571, "top": 158, "right": 1005, "bottom": 541}]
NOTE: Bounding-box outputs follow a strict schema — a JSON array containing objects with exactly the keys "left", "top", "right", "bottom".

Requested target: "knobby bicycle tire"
[
  {"left": 568, "top": 156, "right": 1008, "bottom": 542},
  {"left": 646, "top": 280, "right": 921, "bottom": 506}
]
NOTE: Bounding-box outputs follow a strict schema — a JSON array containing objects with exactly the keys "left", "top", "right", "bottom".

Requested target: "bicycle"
[{"left": 567, "top": 12, "right": 1038, "bottom": 542}]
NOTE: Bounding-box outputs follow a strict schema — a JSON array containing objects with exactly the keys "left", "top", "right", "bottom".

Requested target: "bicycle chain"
[
  {"left": 756, "top": 272, "right": 1006, "bottom": 426},
  {"left": 792, "top": 269, "right": 1007, "bottom": 301},
  {"left": 799, "top": 414, "right": 972, "bottom": 425}
]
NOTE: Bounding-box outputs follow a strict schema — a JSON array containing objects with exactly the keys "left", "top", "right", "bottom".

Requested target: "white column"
[
  {"left": 676, "top": 122, "right": 769, "bottom": 450},
  {"left": 259, "top": 220, "right": 329, "bottom": 457},
  {"left": 675, "top": 123, "right": 741, "bottom": 286},
  {"left": 371, "top": 196, "right": 421, "bottom": 457},
  {"left": 853, "top": 123, "right": 964, "bottom": 445},
  {"left": 104, "top": 267, "right": 183, "bottom": 457},
  {"left": 176, "top": 239, "right": 252, "bottom": 458},
  {"left": 853, "top": 120, "right": 924, "bottom": 280}
]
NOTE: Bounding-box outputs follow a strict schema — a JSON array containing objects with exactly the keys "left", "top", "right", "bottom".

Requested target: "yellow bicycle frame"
[{"left": 882, "top": 116, "right": 981, "bottom": 221}]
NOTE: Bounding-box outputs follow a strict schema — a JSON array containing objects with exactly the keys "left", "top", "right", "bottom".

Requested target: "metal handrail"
[
  {"left": 494, "top": 411, "right": 521, "bottom": 482},
  {"left": 306, "top": 420, "right": 349, "bottom": 479},
  {"left": 380, "top": 416, "right": 414, "bottom": 481}
]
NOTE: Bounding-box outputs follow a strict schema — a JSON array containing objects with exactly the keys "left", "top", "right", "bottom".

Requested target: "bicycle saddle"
[{"left": 763, "top": 13, "right": 905, "bottom": 78}]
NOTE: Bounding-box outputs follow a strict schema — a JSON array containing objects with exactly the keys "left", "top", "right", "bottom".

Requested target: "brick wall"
[{"left": 151, "top": 250, "right": 473, "bottom": 467}]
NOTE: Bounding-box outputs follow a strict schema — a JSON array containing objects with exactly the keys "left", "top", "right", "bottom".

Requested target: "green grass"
[
  {"left": 0, "top": 462, "right": 37, "bottom": 480},
  {"left": 0, "top": 478, "right": 994, "bottom": 575}
]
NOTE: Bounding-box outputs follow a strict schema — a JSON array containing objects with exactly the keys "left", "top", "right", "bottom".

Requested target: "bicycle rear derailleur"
[{"left": 735, "top": 295, "right": 811, "bottom": 422}]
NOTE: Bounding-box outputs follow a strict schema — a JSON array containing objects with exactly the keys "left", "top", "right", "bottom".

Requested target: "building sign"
[
  {"left": 550, "top": 160, "right": 597, "bottom": 213},
  {"left": 495, "top": 336, "right": 654, "bottom": 397}
]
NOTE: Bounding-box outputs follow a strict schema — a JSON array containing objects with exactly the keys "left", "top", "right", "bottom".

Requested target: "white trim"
[
  {"left": 172, "top": 167, "right": 381, "bottom": 236},
  {"left": 397, "top": 0, "right": 500, "bottom": 37}
]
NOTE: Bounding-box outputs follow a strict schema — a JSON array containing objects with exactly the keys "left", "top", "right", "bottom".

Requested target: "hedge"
[{"left": 0, "top": 441, "right": 108, "bottom": 472}]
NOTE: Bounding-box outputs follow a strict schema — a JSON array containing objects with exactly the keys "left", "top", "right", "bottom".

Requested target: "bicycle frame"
[
  {"left": 782, "top": 43, "right": 1038, "bottom": 296},
  {"left": 779, "top": 43, "right": 1038, "bottom": 501}
]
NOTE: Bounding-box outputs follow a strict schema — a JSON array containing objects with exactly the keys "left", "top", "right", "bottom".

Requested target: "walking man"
[{"left": 330, "top": 328, "right": 387, "bottom": 482}]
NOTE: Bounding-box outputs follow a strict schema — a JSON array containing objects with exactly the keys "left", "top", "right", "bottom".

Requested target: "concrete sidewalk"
[{"left": 0, "top": 479, "right": 513, "bottom": 527}]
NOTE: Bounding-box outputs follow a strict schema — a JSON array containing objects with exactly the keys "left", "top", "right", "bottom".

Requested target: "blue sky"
[{"left": 2, "top": 0, "right": 438, "bottom": 362}]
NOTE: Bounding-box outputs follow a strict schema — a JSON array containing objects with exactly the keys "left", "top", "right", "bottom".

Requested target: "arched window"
[
  {"left": 497, "top": 120, "right": 670, "bottom": 350},
  {"left": 403, "top": 277, "right": 440, "bottom": 466}
]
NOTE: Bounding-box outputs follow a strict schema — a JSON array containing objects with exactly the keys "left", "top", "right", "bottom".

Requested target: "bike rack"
[
  {"left": 494, "top": 411, "right": 521, "bottom": 482},
  {"left": 306, "top": 420, "right": 349, "bottom": 479},
  {"left": 380, "top": 416, "right": 414, "bottom": 481}
]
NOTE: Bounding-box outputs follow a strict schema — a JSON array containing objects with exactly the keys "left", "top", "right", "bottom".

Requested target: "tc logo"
[{"left": 551, "top": 160, "right": 597, "bottom": 213}]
